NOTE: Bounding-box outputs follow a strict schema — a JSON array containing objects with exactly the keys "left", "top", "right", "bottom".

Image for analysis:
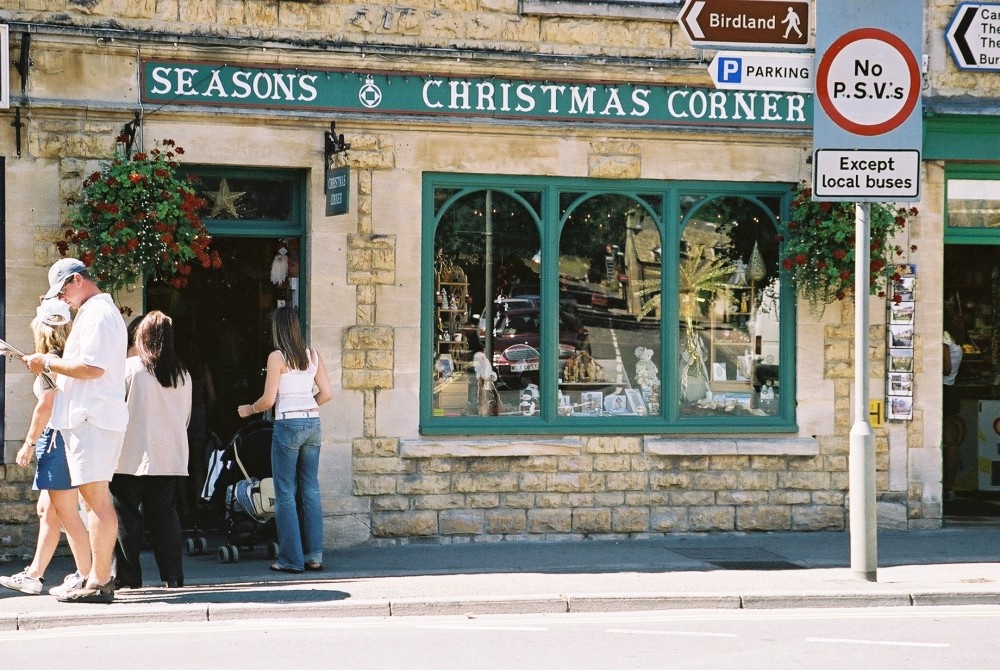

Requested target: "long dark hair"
[
  {"left": 136, "top": 310, "right": 187, "bottom": 388},
  {"left": 271, "top": 306, "right": 309, "bottom": 371}
]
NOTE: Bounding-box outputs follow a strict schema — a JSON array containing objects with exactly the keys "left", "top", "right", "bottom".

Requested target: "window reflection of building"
[{"left": 623, "top": 209, "right": 661, "bottom": 318}]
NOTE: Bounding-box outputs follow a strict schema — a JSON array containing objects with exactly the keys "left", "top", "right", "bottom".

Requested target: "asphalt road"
[{"left": 3, "top": 606, "right": 998, "bottom": 669}]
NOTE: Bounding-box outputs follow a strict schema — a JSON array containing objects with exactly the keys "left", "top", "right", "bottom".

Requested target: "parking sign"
[{"left": 709, "top": 51, "right": 814, "bottom": 92}]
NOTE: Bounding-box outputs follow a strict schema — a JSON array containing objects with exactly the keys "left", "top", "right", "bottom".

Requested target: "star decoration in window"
[{"left": 205, "top": 179, "right": 246, "bottom": 218}]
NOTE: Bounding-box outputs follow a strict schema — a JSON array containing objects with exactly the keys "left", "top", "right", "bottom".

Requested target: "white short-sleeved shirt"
[{"left": 50, "top": 293, "right": 129, "bottom": 432}]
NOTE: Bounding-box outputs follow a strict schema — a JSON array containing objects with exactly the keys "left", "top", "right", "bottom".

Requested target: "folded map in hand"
[{"left": 0, "top": 338, "right": 57, "bottom": 390}]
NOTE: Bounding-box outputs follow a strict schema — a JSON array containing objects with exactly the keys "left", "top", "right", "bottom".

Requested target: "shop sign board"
[
  {"left": 709, "top": 50, "right": 814, "bottom": 92},
  {"left": 141, "top": 61, "right": 814, "bottom": 130},
  {"left": 812, "top": 1, "right": 923, "bottom": 202},
  {"left": 325, "top": 166, "right": 349, "bottom": 217},
  {"left": 678, "top": 0, "right": 810, "bottom": 49},
  {"left": 0, "top": 25, "right": 9, "bottom": 109},
  {"left": 946, "top": 3, "right": 1000, "bottom": 71}
]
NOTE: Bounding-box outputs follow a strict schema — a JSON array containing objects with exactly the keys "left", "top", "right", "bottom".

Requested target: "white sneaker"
[
  {"left": 49, "top": 571, "right": 86, "bottom": 598},
  {"left": 0, "top": 569, "right": 44, "bottom": 595}
]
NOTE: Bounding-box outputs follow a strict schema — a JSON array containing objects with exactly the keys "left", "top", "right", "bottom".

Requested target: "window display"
[
  {"left": 424, "top": 175, "right": 792, "bottom": 433},
  {"left": 677, "top": 196, "right": 782, "bottom": 416}
]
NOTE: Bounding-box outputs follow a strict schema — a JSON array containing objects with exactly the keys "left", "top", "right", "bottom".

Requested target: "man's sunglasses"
[{"left": 57, "top": 273, "right": 77, "bottom": 298}]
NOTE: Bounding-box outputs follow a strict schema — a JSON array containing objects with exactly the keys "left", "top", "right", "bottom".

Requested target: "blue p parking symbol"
[{"left": 718, "top": 57, "right": 743, "bottom": 84}]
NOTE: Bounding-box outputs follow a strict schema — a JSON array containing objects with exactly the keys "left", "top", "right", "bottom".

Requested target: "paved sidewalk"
[{"left": 2, "top": 526, "right": 1000, "bottom": 630}]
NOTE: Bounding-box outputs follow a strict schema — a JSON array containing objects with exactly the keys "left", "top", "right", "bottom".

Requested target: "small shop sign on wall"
[
  {"left": 325, "top": 166, "right": 349, "bottom": 216},
  {"left": 324, "top": 121, "right": 351, "bottom": 216}
]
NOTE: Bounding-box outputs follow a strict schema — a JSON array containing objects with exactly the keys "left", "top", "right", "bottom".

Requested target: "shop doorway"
[
  {"left": 146, "top": 236, "right": 302, "bottom": 443},
  {"left": 943, "top": 244, "right": 1000, "bottom": 519}
]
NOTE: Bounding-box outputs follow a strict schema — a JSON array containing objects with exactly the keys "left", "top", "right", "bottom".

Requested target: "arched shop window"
[{"left": 421, "top": 174, "right": 796, "bottom": 435}]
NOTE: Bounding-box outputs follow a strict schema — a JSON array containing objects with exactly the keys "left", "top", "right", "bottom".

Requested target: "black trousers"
[{"left": 110, "top": 474, "right": 184, "bottom": 586}]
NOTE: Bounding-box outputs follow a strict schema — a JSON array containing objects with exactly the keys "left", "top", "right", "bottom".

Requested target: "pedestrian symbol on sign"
[{"left": 782, "top": 6, "right": 803, "bottom": 40}]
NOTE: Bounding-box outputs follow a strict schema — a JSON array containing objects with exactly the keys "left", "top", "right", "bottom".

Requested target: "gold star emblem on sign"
[{"left": 205, "top": 179, "right": 245, "bottom": 218}]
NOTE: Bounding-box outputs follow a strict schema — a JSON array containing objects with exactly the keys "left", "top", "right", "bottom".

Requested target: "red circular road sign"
[{"left": 816, "top": 28, "right": 920, "bottom": 137}]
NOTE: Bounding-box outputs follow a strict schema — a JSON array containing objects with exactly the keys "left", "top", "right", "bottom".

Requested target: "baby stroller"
[{"left": 197, "top": 419, "right": 278, "bottom": 563}]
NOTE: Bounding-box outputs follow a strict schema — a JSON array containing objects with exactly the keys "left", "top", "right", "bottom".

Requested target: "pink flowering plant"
[
  {"left": 57, "top": 138, "right": 221, "bottom": 298},
  {"left": 781, "top": 181, "right": 918, "bottom": 313}
]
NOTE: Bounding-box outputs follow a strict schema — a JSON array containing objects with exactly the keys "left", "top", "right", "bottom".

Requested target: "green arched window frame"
[{"left": 421, "top": 173, "right": 797, "bottom": 435}]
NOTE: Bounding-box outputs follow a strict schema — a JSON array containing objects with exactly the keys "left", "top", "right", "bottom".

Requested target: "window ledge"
[
  {"left": 402, "top": 436, "right": 817, "bottom": 458},
  {"left": 402, "top": 437, "right": 583, "bottom": 458},
  {"left": 645, "top": 436, "right": 819, "bottom": 456},
  {"left": 520, "top": 0, "right": 681, "bottom": 21}
]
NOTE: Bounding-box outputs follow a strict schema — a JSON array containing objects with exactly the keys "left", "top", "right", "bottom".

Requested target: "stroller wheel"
[
  {"left": 199, "top": 537, "right": 209, "bottom": 553},
  {"left": 185, "top": 538, "right": 198, "bottom": 556},
  {"left": 268, "top": 542, "right": 279, "bottom": 559},
  {"left": 218, "top": 545, "right": 231, "bottom": 563},
  {"left": 230, "top": 545, "right": 240, "bottom": 562}
]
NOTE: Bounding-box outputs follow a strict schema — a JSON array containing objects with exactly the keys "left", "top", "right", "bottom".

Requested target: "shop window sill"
[
  {"left": 401, "top": 437, "right": 583, "bottom": 458},
  {"left": 401, "top": 436, "right": 816, "bottom": 458},
  {"left": 645, "top": 437, "right": 819, "bottom": 456}
]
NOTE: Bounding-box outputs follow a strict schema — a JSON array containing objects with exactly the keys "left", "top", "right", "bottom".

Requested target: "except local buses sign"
[{"left": 141, "top": 60, "right": 813, "bottom": 130}]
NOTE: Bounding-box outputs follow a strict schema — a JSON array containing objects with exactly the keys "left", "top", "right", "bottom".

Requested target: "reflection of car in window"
[
  {"left": 492, "top": 306, "right": 590, "bottom": 389},
  {"left": 476, "top": 297, "right": 540, "bottom": 341}
]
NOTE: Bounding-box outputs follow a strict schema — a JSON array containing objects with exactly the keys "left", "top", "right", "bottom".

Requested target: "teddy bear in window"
[{"left": 634, "top": 346, "right": 660, "bottom": 394}]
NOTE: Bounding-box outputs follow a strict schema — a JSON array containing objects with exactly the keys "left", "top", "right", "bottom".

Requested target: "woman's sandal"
[
  {"left": 270, "top": 563, "right": 303, "bottom": 574},
  {"left": 304, "top": 562, "right": 323, "bottom": 572}
]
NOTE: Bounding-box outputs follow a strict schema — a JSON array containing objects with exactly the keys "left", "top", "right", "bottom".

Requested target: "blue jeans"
[{"left": 271, "top": 417, "right": 323, "bottom": 570}]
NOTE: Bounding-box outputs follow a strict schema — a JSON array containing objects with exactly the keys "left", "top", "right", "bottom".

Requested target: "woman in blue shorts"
[{"left": 0, "top": 299, "right": 92, "bottom": 597}]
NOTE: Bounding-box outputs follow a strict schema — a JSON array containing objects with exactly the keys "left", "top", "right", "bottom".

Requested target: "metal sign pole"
[{"left": 850, "top": 201, "right": 877, "bottom": 581}]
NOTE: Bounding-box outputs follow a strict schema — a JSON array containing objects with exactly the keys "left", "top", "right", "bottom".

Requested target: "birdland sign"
[{"left": 679, "top": 0, "right": 810, "bottom": 49}]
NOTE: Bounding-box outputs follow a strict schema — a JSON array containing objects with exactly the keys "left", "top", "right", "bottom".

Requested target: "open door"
[{"left": 146, "top": 236, "right": 302, "bottom": 444}]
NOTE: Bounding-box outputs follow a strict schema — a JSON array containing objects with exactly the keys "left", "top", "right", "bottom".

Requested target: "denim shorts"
[{"left": 33, "top": 427, "right": 74, "bottom": 491}]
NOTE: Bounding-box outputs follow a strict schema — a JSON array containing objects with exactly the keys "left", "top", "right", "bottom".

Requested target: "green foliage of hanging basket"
[
  {"left": 782, "top": 181, "right": 918, "bottom": 313},
  {"left": 56, "top": 139, "right": 221, "bottom": 299}
]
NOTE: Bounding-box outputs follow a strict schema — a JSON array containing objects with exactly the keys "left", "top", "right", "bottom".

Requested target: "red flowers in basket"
[{"left": 58, "top": 139, "right": 220, "bottom": 298}]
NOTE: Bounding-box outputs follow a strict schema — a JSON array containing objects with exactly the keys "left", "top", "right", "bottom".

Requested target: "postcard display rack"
[{"left": 886, "top": 264, "right": 916, "bottom": 421}]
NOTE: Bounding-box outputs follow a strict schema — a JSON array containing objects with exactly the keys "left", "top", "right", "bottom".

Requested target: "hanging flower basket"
[
  {"left": 782, "top": 181, "right": 918, "bottom": 313},
  {"left": 56, "top": 138, "right": 221, "bottom": 299}
]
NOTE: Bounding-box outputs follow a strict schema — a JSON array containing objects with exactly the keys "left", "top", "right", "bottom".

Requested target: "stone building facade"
[{"left": 0, "top": 1, "right": 983, "bottom": 558}]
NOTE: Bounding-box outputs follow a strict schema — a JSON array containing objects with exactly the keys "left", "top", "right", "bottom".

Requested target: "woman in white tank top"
[{"left": 237, "top": 306, "right": 332, "bottom": 573}]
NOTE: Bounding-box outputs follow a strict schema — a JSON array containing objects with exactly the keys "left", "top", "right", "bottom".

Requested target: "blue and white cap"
[{"left": 43, "top": 258, "right": 87, "bottom": 300}]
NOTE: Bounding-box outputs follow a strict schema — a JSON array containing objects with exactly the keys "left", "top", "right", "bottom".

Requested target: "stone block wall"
[
  {"left": 354, "top": 437, "right": 850, "bottom": 544},
  {"left": 0, "top": 465, "right": 43, "bottom": 562},
  {"left": 4, "top": 0, "right": 690, "bottom": 62}
]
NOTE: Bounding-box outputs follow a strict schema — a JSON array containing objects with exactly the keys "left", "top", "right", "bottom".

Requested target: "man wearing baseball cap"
[{"left": 23, "top": 258, "right": 128, "bottom": 603}]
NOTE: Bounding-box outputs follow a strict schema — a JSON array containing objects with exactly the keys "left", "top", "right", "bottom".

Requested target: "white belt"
[{"left": 277, "top": 410, "right": 320, "bottom": 420}]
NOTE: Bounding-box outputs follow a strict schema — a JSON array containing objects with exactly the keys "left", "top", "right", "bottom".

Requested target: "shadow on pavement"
[{"left": 103, "top": 584, "right": 351, "bottom": 605}]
